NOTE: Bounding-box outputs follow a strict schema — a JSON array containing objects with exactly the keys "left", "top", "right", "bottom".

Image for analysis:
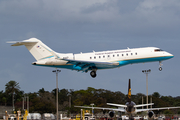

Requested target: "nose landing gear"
[{"left": 159, "top": 61, "right": 163, "bottom": 71}]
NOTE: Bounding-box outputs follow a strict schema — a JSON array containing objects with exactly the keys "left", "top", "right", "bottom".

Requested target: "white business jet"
[{"left": 8, "top": 38, "right": 174, "bottom": 78}]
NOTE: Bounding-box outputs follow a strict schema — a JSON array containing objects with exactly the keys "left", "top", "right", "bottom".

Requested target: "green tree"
[
  {"left": 164, "top": 109, "right": 173, "bottom": 115},
  {"left": 152, "top": 92, "right": 161, "bottom": 98},
  {"left": 5, "top": 80, "right": 20, "bottom": 108},
  {"left": 30, "top": 89, "right": 56, "bottom": 113},
  {"left": 2, "top": 97, "right": 7, "bottom": 106},
  {"left": 38, "top": 88, "right": 45, "bottom": 94}
]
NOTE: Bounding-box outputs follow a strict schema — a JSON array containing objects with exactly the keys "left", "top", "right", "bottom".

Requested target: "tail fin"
[
  {"left": 127, "top": 79, "right": 131, "bottom": 102},
  {"left": 8, "top": 38, "right": 55, "bottom": 61}
]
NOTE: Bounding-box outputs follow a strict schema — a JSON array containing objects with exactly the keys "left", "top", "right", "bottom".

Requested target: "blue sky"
[{"left": 0, "top": 0, "right": 180, "bottom": 97}]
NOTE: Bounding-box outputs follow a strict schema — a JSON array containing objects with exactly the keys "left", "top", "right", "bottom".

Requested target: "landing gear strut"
[
  {"left": 90, "top": 70, "right": 97, "bottom": 78},
  {"left": 159, "top": 61, "right": 163, "bottom": 71}
]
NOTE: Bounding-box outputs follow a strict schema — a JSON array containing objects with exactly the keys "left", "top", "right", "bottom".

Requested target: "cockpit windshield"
[{"left": 154, "top": 49, "right": 164, "bottom": 52}]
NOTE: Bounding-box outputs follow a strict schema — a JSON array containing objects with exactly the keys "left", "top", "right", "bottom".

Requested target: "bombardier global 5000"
[{"left": 8, "top": 38, "right": 174, "bottom": 78}]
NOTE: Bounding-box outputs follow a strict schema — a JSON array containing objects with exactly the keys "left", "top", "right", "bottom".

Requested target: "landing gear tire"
[
  {"left": 159, "top": 67, "right": 162, "bottom": 71},
  {"left": 90, "top": 71, "right": 97, "bottom": 78},
  {"left": 159, "top": 61, "right": 163, "bottom": 71}
]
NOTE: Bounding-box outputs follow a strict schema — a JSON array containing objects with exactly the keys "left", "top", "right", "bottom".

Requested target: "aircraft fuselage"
[
  {"left": 33, "top": 47, "right": 173, "bottom": 70},
  {"left": 9, "top": 38, "right": 174, "bottom": 78}
]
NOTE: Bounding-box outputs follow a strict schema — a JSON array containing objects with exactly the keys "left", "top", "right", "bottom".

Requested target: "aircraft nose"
[{"left": 167, "top": 52, "right": 174, "bottom": 58}]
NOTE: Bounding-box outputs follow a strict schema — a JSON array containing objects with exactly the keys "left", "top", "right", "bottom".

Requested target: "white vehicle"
[
  {"left": 27, "top": 113, "right": 41, "bottom": 120},
  {"left": 43, "top": 113, "right": 55, "bottom": 120},
  {"left": 8, "top": 114, "right": 16, "bottom": 120},
  {"left": 122, "top": 115, "right": 129, "bottom": 120},
  {"left": 31, "top": 113, "right": 41, "bottom": 120},
  {"left": 8, "top": 38, "right": 173, "bottom": 78}
]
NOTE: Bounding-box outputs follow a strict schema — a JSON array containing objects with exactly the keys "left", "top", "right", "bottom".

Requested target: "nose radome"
[{"left": 167, "top": 52, "right": 174, "bottom": 58}]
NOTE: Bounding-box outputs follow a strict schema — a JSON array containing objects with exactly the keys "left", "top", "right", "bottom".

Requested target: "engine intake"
[
  {"left": 109, "top": 111, "right": 115, "bottom": 118},
  {"left": 148, "top": 111, "right": 154, "bottom": 118}
]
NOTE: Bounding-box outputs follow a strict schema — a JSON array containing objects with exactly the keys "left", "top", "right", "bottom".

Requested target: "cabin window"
[
  {"left": 90, "top": 57, "right": 92, "bottom": 59},
  {"left": 94, "top": 56, "right": 96, "bottom": 59},
  {"left": 122, "top": 54, "right": 124, "bottom": 56},
  {"left": 108, "top": 55, "right": 110, "bottom": 57},
  {"left": 131, "top": 53, "right": 133, "bottom": 55},
  {"left": 113, "top": 55, "right": 115, "bottom": 57},
  {"left": 99, "top": 56, "right": 101, "bottom": 58},
  {"left": 103, "top": 56, "right": 105, "bottom": 58},
  {"left": 117, "top": 54, "right": 119, "bottom": 57},
  {"left": 135, "top": 53, "right": 137, "bottom": 55},
  {"left": 126, "top": 53, "right": 128, "bottom": 56}
]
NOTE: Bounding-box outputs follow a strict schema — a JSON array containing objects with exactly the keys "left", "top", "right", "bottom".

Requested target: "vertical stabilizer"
[
  {"left": 10, "top": 38, "right": 55, "bottom": 61},
  {"left": 127, "top": 79, "right": 131, "bottom": 102}
]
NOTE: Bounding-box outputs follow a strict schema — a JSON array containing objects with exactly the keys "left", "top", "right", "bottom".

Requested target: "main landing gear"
[
  {"left": 159, "top": 61, "right": 163, "bottom": 71},
  {"left": 90, "top": 70, "right": 97, "bottom": 78}
]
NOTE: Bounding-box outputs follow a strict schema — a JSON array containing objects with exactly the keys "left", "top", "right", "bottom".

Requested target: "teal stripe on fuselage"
[{"left": 118, "top": 56, "right": 173, "bottom": 66}]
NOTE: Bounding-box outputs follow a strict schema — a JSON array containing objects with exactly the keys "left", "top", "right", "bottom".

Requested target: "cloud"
[
  {"left": 1, "top": 0, "right": 180, "bottom": 28},
  {"left": 0, "top": 0, "right": 180, "bottom": 96}
]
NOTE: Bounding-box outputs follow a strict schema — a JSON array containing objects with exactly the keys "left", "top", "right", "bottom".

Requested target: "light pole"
[
  {"left": 90, "top": 103, "right": 94, "bottom": 118},
  {"left": 53, "top": 69, "right": 61, "bottom": 120},
  {"left": 68, "top": 93, "right": 71, "bottom": 118},
  {"left": 142, "top": 69, "right": 151, "bottom": 110},
  {"left": 13, "top": 92, "right": 15, "bottom": 111}
]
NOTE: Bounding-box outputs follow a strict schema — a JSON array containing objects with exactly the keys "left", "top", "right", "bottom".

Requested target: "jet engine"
[
  {"left": 109, "top": 111, "right": 115, "bottom": 118},
  {"left": 148, "top": 111, "right": 154, "bottom": 118}
]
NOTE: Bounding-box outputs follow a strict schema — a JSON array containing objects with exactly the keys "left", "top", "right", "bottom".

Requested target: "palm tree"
[{"left": 5, "top": 80, "right": 20, "bottom": 111}]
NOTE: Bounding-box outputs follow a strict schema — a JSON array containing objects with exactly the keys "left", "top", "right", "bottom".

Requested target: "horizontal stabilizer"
[
  {"left": 134, "top": 103, "right": 154, "bottom": 108},
  {"left": 107, "top": 103, "right": 127, "bottom": 108},
  {"left": 7, "top": 38, "right": 39, "bottom": 46}
]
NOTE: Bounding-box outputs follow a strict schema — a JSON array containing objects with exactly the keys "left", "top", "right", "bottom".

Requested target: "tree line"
[{"left": 1, "top": 80, "right": 180, "bottom": 115}]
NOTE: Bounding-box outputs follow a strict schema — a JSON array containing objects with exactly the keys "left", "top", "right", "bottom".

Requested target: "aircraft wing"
[
  {"left": 136, "top": 109, "right": 150, "bottom": 113},
  {"left": 107, "top": 103, "right": 127, "bottom": 108},
  {"left": 136, "top": 106, "right": 180, "bottom": 113},
  {"left": 74, "top": 106, "right": 126, "bottom": 112},
  {"left": 62, "top": 58, "right": 119, "bottom": 71},
  {"left": 148, "top": 106, "right": 180, "bottom": 111}
]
